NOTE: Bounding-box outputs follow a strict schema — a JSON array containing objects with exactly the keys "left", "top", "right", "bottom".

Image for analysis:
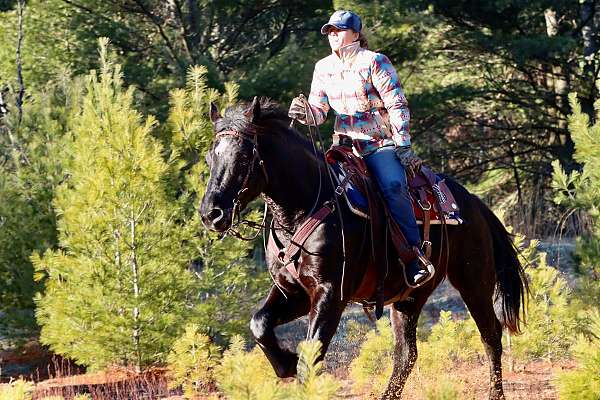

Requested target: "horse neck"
[{"left": 259, "top": 125, "right": 332, "bottom": 230}]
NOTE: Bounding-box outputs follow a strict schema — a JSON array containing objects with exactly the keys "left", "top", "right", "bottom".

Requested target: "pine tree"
[
  {"left": 292, "top": 340, "right": 341, "bottom": 400},
  {"left": 552, "top": 92, "right": 600, "bottom": 307},
  {"left": 165, "top": 65, "right": 270, "bottom": 341},
  {"left": 215, "top": 335, "right": 283, "bottom": 400},
  {"left": 32, "top": 39, "right": 199, "bottom": 370},
  {"left": 0, "top": 72, "right": 81, "bottom": 343},
  {"left": 552, "top": 92, "right": 600, "bottom": 398}
]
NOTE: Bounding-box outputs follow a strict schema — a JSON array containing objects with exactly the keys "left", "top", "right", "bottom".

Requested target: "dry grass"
[{"left": 32, "top": 367, "right": 173, "bottom": 400}]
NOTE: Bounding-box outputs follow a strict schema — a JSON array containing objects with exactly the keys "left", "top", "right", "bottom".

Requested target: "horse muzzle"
[{"left": 201, "top": 206, "right": 233, "bottom": 232}]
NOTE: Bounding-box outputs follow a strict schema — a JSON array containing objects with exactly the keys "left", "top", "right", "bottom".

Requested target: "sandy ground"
[{"left": 27, "top": 359, "right": 571, "bottom": 399}]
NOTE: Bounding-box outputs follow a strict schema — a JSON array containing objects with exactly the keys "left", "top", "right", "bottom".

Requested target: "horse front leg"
[
  {"left": 250, "top": 285, "right": 310, "bottom": 378},
  {"left": 305, "top": 282, "right": 345, "bottom": 363}
]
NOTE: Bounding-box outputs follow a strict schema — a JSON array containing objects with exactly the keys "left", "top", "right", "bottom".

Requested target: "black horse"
[{"left": 200, "top": 98, "right": 527, "bottom": 400}]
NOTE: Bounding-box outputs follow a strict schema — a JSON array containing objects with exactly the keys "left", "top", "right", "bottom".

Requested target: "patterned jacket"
[{"left": 307, "top": 41, "right": 411, "bottom": 155}]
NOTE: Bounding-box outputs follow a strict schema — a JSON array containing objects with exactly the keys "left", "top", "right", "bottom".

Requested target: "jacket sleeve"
[
  {"left": 371, "top": 53, "right": 411, "bottom": 146},
  {"left": 307, "top": 62, "right": 329, "bottom": 125}
]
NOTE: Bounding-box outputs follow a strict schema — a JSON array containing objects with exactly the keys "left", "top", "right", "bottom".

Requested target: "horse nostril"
[{"left": 207, "top": 208, "right": 224, "bottom": 224}]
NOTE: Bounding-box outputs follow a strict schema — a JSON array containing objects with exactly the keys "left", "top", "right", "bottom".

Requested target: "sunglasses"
[{"left": 326, "top": 26, "right": 348, "bottom": 35}]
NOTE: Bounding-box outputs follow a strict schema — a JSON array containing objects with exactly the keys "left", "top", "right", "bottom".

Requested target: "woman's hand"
[
  {"left": 288, "top": 96, "right": 307, "bottom": 124},
  {"left": 288, "top": 96, "right": 317, "bottom": 125},
  {"left": 394, "top": 145, "right": 423, "bottom": 178}
]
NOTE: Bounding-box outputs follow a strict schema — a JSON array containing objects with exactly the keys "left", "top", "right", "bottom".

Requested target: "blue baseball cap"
[{"left": 320, "top": 10, "right": 362, "bottom": 35}]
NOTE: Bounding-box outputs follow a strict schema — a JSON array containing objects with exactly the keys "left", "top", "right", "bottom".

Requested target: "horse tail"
[{"left": 478, "top": 200, "right": 529, "bottom": 334}]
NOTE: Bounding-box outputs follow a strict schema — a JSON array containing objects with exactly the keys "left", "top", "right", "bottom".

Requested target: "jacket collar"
[{"left": 333, "top": 41, "right": 361, "bottom": 63}]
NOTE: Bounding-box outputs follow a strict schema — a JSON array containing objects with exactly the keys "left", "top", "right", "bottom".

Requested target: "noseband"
[{"left": 214, "top": 129, "right": 269, "bottom": 240}]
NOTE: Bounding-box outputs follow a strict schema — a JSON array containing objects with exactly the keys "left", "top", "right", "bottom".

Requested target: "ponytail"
[{"left": 358, "top": 32, "right": 369, "bottom": 49}]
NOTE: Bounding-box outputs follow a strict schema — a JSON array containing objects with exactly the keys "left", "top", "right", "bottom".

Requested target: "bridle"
[
  {"left": 214, "top": 129, "right": 269, "bottom": 240},
  {"left": 211, "top": 101, "right": 348, "bottom": 300}
]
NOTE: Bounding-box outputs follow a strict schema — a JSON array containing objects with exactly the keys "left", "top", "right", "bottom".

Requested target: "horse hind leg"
[{"left": 451, "top": 274, "right": 505, "bottom": 400}]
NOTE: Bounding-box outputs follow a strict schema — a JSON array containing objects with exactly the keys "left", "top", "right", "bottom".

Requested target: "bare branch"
[
  {"left": 130, "top": 0, "right": 186, "bottom": 74},
  {"left": 16, "top": 0, "right": 25, "bottom": 127}
]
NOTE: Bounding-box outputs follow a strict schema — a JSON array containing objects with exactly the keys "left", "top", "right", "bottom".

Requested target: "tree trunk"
[
  {"left": 0, "top": 89, "right": 7, "bottom": 119},
  {"left": 130, "top": 213, "right": 142, "bottom": 373},
  {"left": 16, "top": 0, "right": 25, "bottom": 127},
  {"left": 545, "top": 8, "right": 576, "bottom": 172},
  {"left": 581, "top": 0, "right": 600, "bottom": 121},
  {"left": 544, "top": 9, "right": 568, "bottom": 126}
]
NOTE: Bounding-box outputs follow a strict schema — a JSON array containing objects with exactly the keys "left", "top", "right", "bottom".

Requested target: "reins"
[{"left": 300, "top": 95, "right": 348, "bottom": 301}]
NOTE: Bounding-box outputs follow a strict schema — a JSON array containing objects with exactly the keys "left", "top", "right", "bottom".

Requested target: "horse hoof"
[{"left": 274, "top": 352, "right": 298, "bottom": 378}]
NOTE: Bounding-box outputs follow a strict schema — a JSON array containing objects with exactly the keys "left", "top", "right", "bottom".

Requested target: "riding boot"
[{"left": 404, "top": 246, "right": 435, "bottom": 288}]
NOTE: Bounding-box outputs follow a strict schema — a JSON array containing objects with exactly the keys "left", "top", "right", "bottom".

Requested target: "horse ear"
[
  {"left": 209, "top": 101, "right": 220, "bottom": 123},
  {"left": 244, "top": 96, "right": 260, "bottom": 121}
]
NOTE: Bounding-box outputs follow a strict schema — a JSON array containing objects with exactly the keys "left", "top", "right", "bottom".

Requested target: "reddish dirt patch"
[{"left": 336, "top": 360, "right": 574, "bottom": 399}]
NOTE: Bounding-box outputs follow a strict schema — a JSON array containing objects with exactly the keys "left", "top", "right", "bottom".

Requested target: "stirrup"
[{"left": 401, "top": 248, "right": 436, "bottom": 289}]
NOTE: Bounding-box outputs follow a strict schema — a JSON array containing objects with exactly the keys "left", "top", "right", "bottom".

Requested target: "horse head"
[{"left": 200, "top": 97, "right": 269, "bottom": 232}]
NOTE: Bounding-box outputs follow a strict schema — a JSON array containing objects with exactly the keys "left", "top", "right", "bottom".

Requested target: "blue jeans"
[{"left": 363, "top": 146, "right": 421, "bottom": 247}]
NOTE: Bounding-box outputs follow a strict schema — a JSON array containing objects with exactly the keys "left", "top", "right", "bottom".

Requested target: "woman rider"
[{"left": 288, "top": 10, "right": 431, "bottom": 287}]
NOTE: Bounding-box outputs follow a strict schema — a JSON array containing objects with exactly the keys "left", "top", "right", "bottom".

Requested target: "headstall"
[{"left": 214, "top": 130, "right": 269, "bottom": 240}]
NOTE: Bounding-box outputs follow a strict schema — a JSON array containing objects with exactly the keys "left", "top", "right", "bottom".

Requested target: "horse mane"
[
  {"left": 255, "top": 97, "right": 290, "bottom": 123},
  {"left": 219, "top": 97, "right": 294, "bottom": 135},
  {"left": 218, "top": 97, "right": 322, "bottom": 159}
]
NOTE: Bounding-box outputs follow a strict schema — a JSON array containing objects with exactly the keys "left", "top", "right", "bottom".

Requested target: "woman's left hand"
[
  {"left": 288, "top": 96, "right": 307, "bottom": 124},
  {"left": 394, "top": 145, "right": 423, "bottom": 178}
]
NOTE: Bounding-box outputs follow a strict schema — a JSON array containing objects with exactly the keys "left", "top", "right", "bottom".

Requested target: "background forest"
[{"left": 0, "top": 0, "right": 599, "bottom": 399}]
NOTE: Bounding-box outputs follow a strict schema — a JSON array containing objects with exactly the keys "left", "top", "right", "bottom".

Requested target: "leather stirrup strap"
[{"left": 417, "top": 189, "right": 432, "bottom": 259}]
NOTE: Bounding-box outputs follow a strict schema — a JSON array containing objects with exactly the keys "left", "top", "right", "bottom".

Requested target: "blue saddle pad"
[{"left": 330, "top": 163, "right": 369, "bottom": 216}]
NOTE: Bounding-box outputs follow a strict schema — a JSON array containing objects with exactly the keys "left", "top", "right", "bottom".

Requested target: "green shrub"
[
  {"left": 349, "top": 313, "right": 475, "bottom": 398},
  {"left": 343, "top": 318, "right": 371, "bottom": 348},
  {"left": 167, "top": 323, "right": 221, "bottom": 398},
  {"left": 422, "top": 375, "right": 463, "bottom": 400},
  {"left": 215, "top": 337, "right": 341, "bottom": 400},
  {"left": 0, "top": 379, "right": 34, "bottom": 400},
  {"left": 556, "top": 310, "right": 600, "bottom": 400},
  {"left": 291, "top": 340, "right": 340, "bottom": 400},
  {"left": 348, "top": 317, "right": 394, "bottom": 394},
  {"left": 214, "top": 335, "right": 283, "bottom": 400},
  {"left": 507, "top": 238, "right": 579, "bottom": 362},
  {"left": 418, "top": 311, "right": 481, "bottom": 373}
]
